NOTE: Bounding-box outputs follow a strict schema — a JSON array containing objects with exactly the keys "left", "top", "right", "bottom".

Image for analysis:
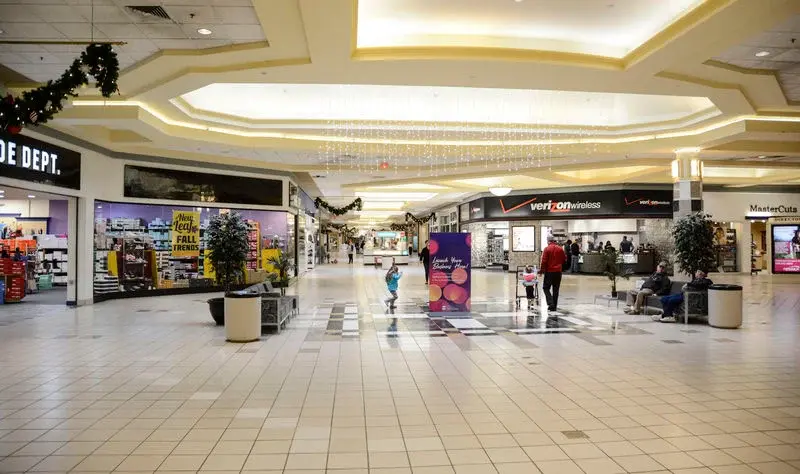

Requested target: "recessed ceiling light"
[
  {"left": 755, "top": 51, "right": 770, "bottom": 57},
  {"left": 758, "top": 155, "right": 766, "bottom": 158},
  {"left": 0, "top": 29, "right": 4, "bottom": 35},
  {"left": 27, "top": 195, "right": 36, "bottom": 198},
  {"left": 197, "top": 28, "right": 212, "bottom": 35},
  {"left": 514, "top": 0, "right": 523, "bottom": 2}
]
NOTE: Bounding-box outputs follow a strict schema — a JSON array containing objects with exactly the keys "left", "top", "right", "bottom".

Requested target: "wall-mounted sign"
[
  {"left": 125, "top": 165, "right": 283, "bottom": 206},
  {"left": 749, "top": 204, "right": 799, "bottom": 216},
  {"left": 465, "top": 189, "right": 673, "bottom": 221},
  {"left": 0, "top": 132, "right": 81, "bottom": 189}
]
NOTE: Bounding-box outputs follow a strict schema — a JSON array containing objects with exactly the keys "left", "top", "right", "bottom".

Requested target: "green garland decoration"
[
  {"left": 314, "top": 197, "right": 363, "bottom": 216},
  {"left": 390, "top": 222, "right": 414, "bottom": 232},
  {"left": 325, "top": 223, "right": 356, "bottom": 237},
  {"left": 1, "top": 44, "right": 120, "bottom": 134},
  {"left": 405, "top": 212, "right": 436, "bottom": 225}
]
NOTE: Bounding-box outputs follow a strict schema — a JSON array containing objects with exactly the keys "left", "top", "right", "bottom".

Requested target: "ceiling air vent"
[{"left": 125, "top": 5, "right": 172, "bottom": 21}]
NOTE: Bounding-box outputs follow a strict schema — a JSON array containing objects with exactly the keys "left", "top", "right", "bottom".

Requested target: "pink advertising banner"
[{"left": 428, "top": 232, "right": 471, "bottom": 314}]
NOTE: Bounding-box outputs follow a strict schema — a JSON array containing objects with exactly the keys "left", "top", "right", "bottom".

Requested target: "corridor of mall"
[{"left": 2, "top": 0, "right": 800, "bottom": 472}]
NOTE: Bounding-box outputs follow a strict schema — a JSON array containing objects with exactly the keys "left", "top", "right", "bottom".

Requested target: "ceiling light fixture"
[
  {"left": 197, "top": 28, "right": 212, "bottom": 35},
  {"left": 27, "top": 195, "right": 36, "bottom": 199},
  {"left": 755, "top": 51, "right": 770, "bottom": 57},
  {"left": 489, "top": 187, "right": 512, "bottom": 196}
]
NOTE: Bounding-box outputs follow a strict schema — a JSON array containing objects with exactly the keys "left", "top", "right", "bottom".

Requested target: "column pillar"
[{"left": 672, "top": 149, "right": 704, "bottom": 218}]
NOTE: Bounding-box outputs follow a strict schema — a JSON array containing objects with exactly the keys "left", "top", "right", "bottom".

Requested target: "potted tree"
[
  {"left": 266, "top": 250, "right": 294, "bottom": 296},
  {"left": 673, "top": 212, "right": 717, "bottom": 276},
  {"left": 602, "top": 248, "right": 631, "bottom": 297},
  {"left": 206, "top": 211, "right": 249, "bottom": 325}
]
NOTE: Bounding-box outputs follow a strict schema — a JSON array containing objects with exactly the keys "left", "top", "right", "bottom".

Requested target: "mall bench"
[
  {"left": 245, "top": 282, "right": 298, "bottom": 333},
  {"left": 622, "top": 280, "right": 709, "bottom": 323}
]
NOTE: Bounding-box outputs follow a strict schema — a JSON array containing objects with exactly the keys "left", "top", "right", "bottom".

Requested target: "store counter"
[
  {"left": 579, "top": 251, "right": 655, "bottom": 275},
  {"left": 580, "top": 253, "right": 606, "bottom": 274},
  {"left": 364, "top": 253, "right": 409, "bottom": 266}
]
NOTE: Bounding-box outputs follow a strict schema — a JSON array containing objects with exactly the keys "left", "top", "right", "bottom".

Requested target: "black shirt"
[
  {"left": 620, "top": 240, "right": 633, "bottom": 253},
  {"left": 642, "top": 272, "right": 671, "bottom": 295},
  {"left": 420, "top": 248, "right": 430, "bottom": 265},
  {"left": 570, "top": 242, "right": 580, "bottom": 256}
]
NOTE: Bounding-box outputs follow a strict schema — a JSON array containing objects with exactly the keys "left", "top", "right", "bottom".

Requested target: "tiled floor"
[{"left": 0, "top": 261, "right": 798, "bottom": 473}]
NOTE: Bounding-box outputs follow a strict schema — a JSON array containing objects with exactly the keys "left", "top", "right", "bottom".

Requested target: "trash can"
[
  {"left": 707, "top": 284, "right": 743, "bottom": 329},
  {"left": 224, "top": 291, "right": 261, "bottom": 342}
]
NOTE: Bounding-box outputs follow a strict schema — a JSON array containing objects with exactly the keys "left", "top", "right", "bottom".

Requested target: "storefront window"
[{"left": 93, "top": 201, "right": 289, "bottom": 298}]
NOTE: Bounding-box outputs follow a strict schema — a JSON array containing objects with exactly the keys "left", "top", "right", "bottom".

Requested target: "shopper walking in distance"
[
  {"left": 541, "top": 235, "right": 567, "bottom": 312},
  {"left": 347, "top": 241, "right": 354, "bottom": 264},
  {"left": 419, "top": 240, "right": 431, "bottom": 284}
]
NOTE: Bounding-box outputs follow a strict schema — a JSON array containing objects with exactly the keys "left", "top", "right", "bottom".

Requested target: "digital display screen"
[
  {"left": 772, "top": 224, "right": 800, "bottom": 273},
  {"left": 512, "top": 226, "right": 536, "bottom": 252}
]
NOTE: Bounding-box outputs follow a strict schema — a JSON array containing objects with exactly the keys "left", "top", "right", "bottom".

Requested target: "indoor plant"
[
  {"left": 266, "top": 250, "right": 294, "bottom": 290},
  {"left": 602, "top": 248, "right": 631, "bottom": 297},
  {"left": 673, "top": 212, "right": 717, "bottom": 276},
  {"left": 205, "top": 211, "right": 249, "bottom": 325}
]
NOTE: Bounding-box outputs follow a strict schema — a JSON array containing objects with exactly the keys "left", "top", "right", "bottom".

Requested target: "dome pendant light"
[{"left": 489, "top": 187, "right": 512, "bottom": 196}]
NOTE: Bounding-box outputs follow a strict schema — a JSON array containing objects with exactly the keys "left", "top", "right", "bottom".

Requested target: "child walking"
[{"left": 384, "top": 265, "right": 402, "bottom": 309}]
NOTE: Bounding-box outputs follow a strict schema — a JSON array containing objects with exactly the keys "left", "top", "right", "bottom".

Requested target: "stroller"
[{"left": 515, "top": 266, "right": 539, "bottom": 309}]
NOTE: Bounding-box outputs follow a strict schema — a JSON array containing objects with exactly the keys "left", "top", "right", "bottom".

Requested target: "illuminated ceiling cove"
[
  {"left": 356, "top": 0, "right": 707, "bottom": 58},
  {"left": 179, "top": 83, "right": 717, "bottom": 127}
]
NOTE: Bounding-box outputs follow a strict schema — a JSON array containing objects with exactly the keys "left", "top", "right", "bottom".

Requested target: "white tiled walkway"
[{"left": 0, "top": 261, "right": 798, "bottom": 473}]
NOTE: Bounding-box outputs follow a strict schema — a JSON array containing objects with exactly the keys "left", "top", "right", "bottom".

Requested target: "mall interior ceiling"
[{"left": 1, "top": 0, "right": 800, "bottom": 225}]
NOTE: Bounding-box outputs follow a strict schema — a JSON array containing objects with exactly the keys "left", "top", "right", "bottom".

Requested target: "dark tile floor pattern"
[{"left": 307, "top": 298, "right": 652, "bottom": 348}]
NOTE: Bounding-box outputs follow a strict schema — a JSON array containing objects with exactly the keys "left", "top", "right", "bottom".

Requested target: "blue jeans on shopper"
[
  {"left": 660, "top": 293, "right": 684, "bottom": 317},
  {"left": 570, "top": 255, "right": 580, "bottom": 273}
]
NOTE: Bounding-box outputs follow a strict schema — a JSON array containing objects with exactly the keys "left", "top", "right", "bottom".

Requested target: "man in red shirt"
[{"left": 540, "top": 235, "right": 567, "bottom": 312}]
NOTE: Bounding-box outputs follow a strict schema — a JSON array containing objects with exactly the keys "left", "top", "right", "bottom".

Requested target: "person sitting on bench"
[
  {"left": 625, "top": 261, "right": 670, "bottom": 315},
  {"left": 657, "top": 270, "right": 713, "bottom": 322}
]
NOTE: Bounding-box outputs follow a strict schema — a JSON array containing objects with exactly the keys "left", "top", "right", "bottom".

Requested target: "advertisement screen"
[
  {"left": 772, "top": 224, "right": 800, "bottom": 273},
  {"left": 512, "top": 226, "right": 536, "bottom": 251},
  {"left": 428, "top": 233, "right": 471, "bottom": 313}
]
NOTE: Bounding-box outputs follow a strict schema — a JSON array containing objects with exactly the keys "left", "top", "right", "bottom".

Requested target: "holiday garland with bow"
[
  {"left": 390, "top": 222, "right": 414, "bottom": 232},
  {"left": 314, "top": 197, "right": 363, "bottom": 216},
  {"left": 324, "top": 223, "right": 355, "bottom": 236},
  {"left": 1, "top": 44, "right": 119, "bottom": 134},
  {"left": 405, "top": 212, "right": 436, "bottom": 225}
]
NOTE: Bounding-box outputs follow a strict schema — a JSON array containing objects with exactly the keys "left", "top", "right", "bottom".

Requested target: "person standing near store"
[
  {"left": 419, "top": 240, "right": 431, "bottom": 284},
  {"left": 620, "top": 236, "right": 633, "bottom": 253},
  {"left": 348, "top": 241, "right": 355, "bottom": 264},
  {"left": 570, "top": 239, "right": 580, "bottom": 273},
  {"left": 562, "top": 240, "right": 572, "bottom": 272},
  {"left": 541, "top": 235, "right": 567, "bottom": 312}
]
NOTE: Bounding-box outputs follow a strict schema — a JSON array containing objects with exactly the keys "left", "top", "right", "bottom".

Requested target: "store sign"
[
  {"left": 428, "top": 232, "right": 471, "bottom": 314},
  {"left": 468, "top": 189, "right": 673, "bottom": 220},
  {"left": 621, "top": 190, "right": 673, "bottom": 215},
  {"left": 749, "top": 204, "right": 799, "bottom": 215},
  {"left": 0, "top": 132, "right": 81, "bottom": 189},
  {"left": 172, "top": 211, "right": 200, "bottom": 257}
]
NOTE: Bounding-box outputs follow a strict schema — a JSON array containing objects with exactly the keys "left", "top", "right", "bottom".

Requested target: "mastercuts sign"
[
  {"left": 0, "top": 132, "right": 81, "bottom": 190},
  {"left": 749, "top": 204, "right": 799, "bottom": 215}
]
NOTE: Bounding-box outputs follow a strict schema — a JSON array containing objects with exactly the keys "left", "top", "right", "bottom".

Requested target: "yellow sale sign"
[{"left": 172, "top": 211, "right": 200, "bottom": 257}]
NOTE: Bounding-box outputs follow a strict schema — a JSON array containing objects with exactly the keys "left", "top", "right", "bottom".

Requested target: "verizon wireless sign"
[
  {"left": 468, "top": 189, "right": 673, "bottom": 220},
  {"left": 0, "top": 132, "right": 81, "bottom": 190}
]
